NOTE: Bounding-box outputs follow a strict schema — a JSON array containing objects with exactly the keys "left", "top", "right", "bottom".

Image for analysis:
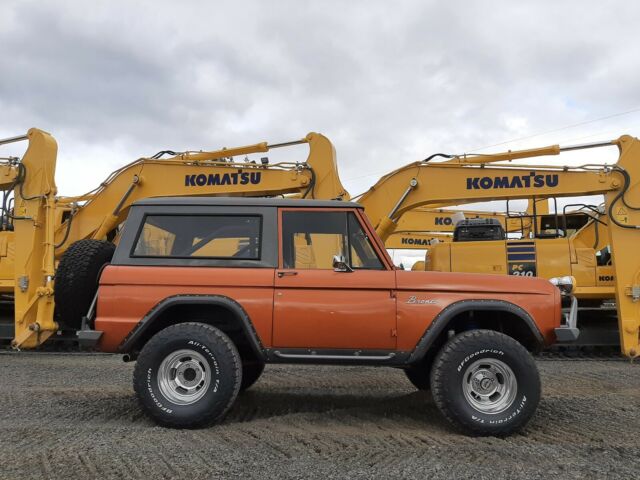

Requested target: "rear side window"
[{"left": 132, "top": 215, "right": 261, "bottom": 260}]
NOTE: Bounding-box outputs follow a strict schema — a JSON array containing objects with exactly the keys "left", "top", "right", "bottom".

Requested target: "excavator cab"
[{"left": 452, "top": 218, "right": 506, "bottom": 242}]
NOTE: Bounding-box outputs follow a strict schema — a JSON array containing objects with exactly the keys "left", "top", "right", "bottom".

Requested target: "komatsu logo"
[
  {"left": 401, "top": 237, "right": 430, "bottom": 246},
  {"left": 434, "top": 217, "right": 453, "bottom": 226},
  {"left": 466, "top": 172, "right": 559, "bottom": 190},
  {"left": 185, "top": 172, "right": 262, "bottom": 187}
]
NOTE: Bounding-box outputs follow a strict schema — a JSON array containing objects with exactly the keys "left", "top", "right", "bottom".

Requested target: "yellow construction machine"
[
  {"left": 0, "top": 128, "right": 350, "bottom": 348},
  {"left": 353, "top": 137, "right": 640, "bottom": 357},
  {"left": 423, "top": 201, "right": 617, "bottom": 345}
]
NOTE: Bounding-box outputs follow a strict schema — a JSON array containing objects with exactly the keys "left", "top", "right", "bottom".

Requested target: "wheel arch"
[
  {"left": 119, "top": 295, "right": 265, "bottom": 362},
  {"left": 408, "top": 299, "right": 544, "bottom": 365}
]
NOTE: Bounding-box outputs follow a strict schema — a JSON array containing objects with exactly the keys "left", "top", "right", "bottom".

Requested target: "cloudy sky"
[{"left": 2, "top": 0, "right": 639, "bottom": 262}]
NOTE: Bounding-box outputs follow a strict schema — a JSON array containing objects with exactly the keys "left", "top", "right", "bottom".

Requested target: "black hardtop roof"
[{"left": 132, "top": 196, "right": 363, "bottom": 209}]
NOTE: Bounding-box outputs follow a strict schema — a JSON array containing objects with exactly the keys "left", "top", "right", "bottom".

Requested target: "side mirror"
[{"left": 332, "top": 255, "right": 353, "bottom": 273}]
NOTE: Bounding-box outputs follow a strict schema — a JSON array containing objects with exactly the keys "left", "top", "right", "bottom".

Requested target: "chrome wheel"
[
  {"left": 462, "top": 358, "right": 517, "bottom": 414},
  {"left": 157, "top": 349, "right": 211, "bottom": 405}
]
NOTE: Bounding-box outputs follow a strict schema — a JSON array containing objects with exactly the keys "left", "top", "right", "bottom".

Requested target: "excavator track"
[{"left": 538, "top": 346, "right": 625, "bottom": 360}]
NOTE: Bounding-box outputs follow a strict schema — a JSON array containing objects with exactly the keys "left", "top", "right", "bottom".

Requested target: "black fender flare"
[
  {"left": 118, "top": 294, "right": 265, "bottom": 360},
  {"left": 407, "top": 299, "right": 544, "bottom": 364}
]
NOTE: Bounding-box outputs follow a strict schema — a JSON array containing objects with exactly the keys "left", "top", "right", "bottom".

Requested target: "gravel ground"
[{"left": 0, "top": 352, "right": 638, "bottom": 480}]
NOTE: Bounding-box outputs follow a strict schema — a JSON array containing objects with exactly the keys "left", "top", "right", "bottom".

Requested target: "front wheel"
[
  {"left": 430, "top": 329, "right": 540, "bottom": 436},
  {"left": 133, "top": 322, "right": 242, "bottom": 428}
]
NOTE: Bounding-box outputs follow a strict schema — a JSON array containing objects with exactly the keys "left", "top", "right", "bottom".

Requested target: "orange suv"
[{"left": 67, "top": 197, "right": 573, "bottom": 435}]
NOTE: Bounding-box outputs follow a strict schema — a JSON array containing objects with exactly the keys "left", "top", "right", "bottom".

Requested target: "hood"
[{"left": 396, "top": 269, "right": 557, "bottom": 296}]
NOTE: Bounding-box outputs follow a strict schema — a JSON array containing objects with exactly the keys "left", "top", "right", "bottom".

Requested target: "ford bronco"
[{"left": 73, "top": 197, "right": 573, "bottom": 436}]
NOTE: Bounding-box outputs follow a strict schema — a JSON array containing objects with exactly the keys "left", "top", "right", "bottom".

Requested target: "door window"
[{"left": 282, "top": 211, "right": 383, "bottom": 270}]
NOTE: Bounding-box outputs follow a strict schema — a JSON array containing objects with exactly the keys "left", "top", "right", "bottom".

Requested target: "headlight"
[{"left": 550, "top": 276, "right": 575, "bottom": 296}]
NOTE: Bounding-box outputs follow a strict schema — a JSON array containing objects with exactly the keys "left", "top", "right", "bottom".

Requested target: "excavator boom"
[{"left": 54, "top": 132, "right": 348, "bottom": 250}]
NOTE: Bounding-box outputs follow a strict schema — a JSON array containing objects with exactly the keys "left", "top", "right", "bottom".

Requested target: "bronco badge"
[{"left": 406, "top": 296, "right": 437, "bottom": 304}]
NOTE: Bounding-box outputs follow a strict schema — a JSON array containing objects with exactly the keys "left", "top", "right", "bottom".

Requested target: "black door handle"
[{"left": 277, "top": 271, "right": 298, "bottom": 278}]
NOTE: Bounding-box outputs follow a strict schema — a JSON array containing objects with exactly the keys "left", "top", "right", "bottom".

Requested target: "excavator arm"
[
  {"left": 1, "top": 129, "right": 59, "bottom": 348},
  {"left": 360, "top": 160, "right": 619, "bottom": 241}
]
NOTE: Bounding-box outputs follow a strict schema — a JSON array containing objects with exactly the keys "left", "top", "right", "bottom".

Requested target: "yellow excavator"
[
  {"left": 1, "top": 128, "right": 355, "bottom": 347},
  {"left": 421, "top": 200, "right": 617, "bottom": 345},
  {"left": 353, "top": 136, "right": 640, "bottom": 357}
]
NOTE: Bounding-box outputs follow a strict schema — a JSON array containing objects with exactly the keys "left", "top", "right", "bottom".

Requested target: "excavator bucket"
[{"left": 304, "top": 133, "right": 349, "bottom": 201}]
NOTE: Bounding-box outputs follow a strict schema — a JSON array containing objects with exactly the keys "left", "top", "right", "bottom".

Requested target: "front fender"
[{"left": 407, "top": 299, "right": 544, "bottom": 364}]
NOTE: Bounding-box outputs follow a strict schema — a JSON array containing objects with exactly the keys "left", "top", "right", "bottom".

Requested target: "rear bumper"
[
  {"left": 77, "top": 329, "right": 103, "bottom": 347},
  {"left": 554, "top": 295, "right": 580, "bottom": 342}
]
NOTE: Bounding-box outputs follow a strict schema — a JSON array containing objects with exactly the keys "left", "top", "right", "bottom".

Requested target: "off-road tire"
[
  {"left": 54, "top": 239, "right": 115, "bottom": 330},
  {"left": 240, "top": 361, "right": 265, "bottom": 392},
  {"left": 430, "top": 329, "right": 540, "bottom": 436},
  {"left": 404, "top": 360, "right": 431, "bottom": 391},
  {"left": 133, "top": 322, "right": 242, "bottom": 428}
]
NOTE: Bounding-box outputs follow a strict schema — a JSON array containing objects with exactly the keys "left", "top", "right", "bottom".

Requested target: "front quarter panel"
[{"left": 395, "top": 270, "right": 560, "bottom": 351}]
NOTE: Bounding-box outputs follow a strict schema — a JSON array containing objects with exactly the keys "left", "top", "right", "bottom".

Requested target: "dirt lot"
[{"left": 0, "top": 352, "right": 638, "bottom": 479}]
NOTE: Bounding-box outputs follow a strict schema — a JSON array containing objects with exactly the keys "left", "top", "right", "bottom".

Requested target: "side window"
[
  {"left": 348, "top": 213, "right": 384, "bottom": 269},
  {"left": 132, "top": 215, "right": 261, "bottom": 259},
  {"left": 596, "top": 245, "right": 612, "bottom": 266},
  {"left": 282, "top": 211, "right": 383, "bottom": 270}
]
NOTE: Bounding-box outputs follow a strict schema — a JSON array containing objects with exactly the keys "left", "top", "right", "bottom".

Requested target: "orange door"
[{"left": 272, "top": 209, "right": 397, "bottom": 350}]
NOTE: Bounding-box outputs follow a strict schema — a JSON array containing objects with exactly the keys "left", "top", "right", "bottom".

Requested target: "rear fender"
[{"left": 118, "top": 294, "right": 265, "bottom": 360}]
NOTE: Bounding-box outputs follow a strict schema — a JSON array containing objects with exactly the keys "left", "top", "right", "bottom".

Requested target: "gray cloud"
[{"left": 1, "top": 0, "right": 639, "bottom": 198}]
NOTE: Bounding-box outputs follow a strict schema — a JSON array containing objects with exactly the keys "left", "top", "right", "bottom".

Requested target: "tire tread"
[{"left": 55, "top": 239, "right": 115, "bottom": 329}]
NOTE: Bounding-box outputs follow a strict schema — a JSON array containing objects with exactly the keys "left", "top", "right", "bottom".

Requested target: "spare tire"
[{"left": 54, "top": 239, "right": 115, "bottom": 330}]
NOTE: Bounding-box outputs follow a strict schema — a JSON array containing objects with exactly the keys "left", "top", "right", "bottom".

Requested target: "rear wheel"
[
  {"left": 430, "top": 329, "right": 540, "bottom": 436},
  {"left": 54, "top": 239, "right": 115, "bottom": 330},
  {"left": 133, "top": 322, "right": 242, "bottom": 428}
]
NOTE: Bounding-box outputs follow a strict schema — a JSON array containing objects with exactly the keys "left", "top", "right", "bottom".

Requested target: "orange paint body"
[{"left": 96, "top": 249, "right": 559, "bottom": 354}]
